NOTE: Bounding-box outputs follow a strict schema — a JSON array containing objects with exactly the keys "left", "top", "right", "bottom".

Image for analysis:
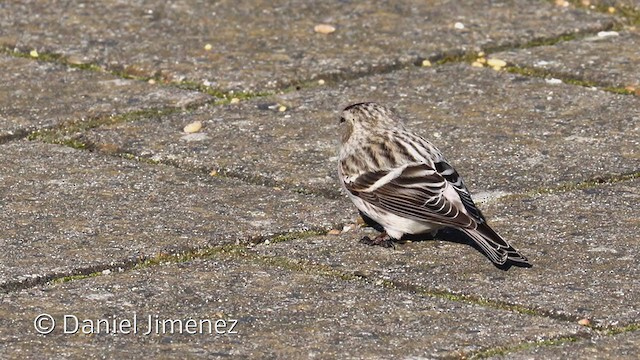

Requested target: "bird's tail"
[{"left": 461, "top": 224, "right": 531, "bottom": 269}]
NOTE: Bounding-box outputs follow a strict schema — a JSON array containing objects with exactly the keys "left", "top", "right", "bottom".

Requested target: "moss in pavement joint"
[
  {"left": 51, "top": 271, "right": 102, "bottom": 284},
  {"left": 468, "top": 322, "right": 640, "bottom": 359},
  {"left": 26, "top": 106, "right": 186, "bottom": 150},
  {"left": 266, "top": 230, "right": 328, "bottom": 244},
  {"left": 505, "top": 65, "right": 636, "bottom": 95},
  {"left": 1, "top": 46, "right": 275, "bottom": 101},
  {"left": 565, "top": 0, "right": 640, "bottom": 26},
  {"left": 601, "top": 323, "right": 640, "bottom": 336},
  {"left": 530, "top": 172, "right": 640, "bottom": 196}
]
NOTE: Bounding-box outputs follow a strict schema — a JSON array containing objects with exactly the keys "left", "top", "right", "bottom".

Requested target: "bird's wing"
[
  {"left": 433, "top": 159, "right": 486, "bottom": 224},
  {"left": 343, "top": 163, "right": 479, "bottom": 230}
]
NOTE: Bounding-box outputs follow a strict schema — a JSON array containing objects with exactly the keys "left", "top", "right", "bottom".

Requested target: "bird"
[{"left": 337, "top": 102, "right": 531, "bottom": 269}]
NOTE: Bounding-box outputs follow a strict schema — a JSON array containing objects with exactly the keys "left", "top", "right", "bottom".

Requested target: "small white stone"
[
  {"left": 597, "top": 31, "right": 619, "bottom": 38},
  {"left": 183, "top": 121, "right": 202, "bottom": 133},
  {"left": 545, "top": 78, "right": 563, "bottom": 84},
  {"left": 342, "top": 224, "right": 355, "bottom": 233},
  {"left": 454, "top": 22, "right": 465, "bottom": 30}
]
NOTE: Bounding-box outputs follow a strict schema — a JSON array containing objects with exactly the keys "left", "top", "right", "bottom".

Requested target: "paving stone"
[
  {"left": 0, "top": 141, "right": 352, "bottom": 289},
  {"left": 77, "top": 64, "right": 640, "bottom": 197},
  {"left": 0, "top": 0, "right": 615, "bottom": 92},
  {"left": 0, "top": 257, "right": 588, "bottom": 359},
  {"left": 587, "top": 0, "right": 640, "bottom": 11},
  {"left": 0, "top": 55, "right": 210, "bottom": 141},
  {"left": 490, "top": 331, "right": 640, "bottom": 360},
  {"left": 495, "top": 28, "right": 640, "bottom": 89},
  {"left": 251, "top": 179, "right": 640, "bottom": 327}
]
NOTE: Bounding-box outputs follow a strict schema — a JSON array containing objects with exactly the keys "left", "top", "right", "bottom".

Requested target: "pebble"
[
  {"left": 421, "top": 59, "right": 432, "bottom": 67},
  {"left": 454, "top": 22, "right": 465, "bottom": 30},
  {"left": 278, "top": 105, "right": 287, "bottom": 112},
  {"left": 342, "top": 224, "right": 355, "bottom": 233},
  {"left": 597, "top": 31, "right": 619, "bottom": 38},
  {"left": 314, "top": 24, "right": 336, "bottom": 34},
  {"left": 229, "top": 97, "right": 240, "bottom": 104},
  {"left": 578, "top": 318, "right": 591, "bottom": 326},
  {"left": 29, "top": 49, "right": 39, "bottom": 58},
  {"left": 183, "top": 121, "right": 202, "bottom": 133},
  {"left": 204, "top": 43, "right": 213, "bottom": 51},
  {"left": 327, "top": 229, "right": 341, "bottom": 235},
  {"left": 318, "top": 79, "right": 325, "bottom": 85},
  {"left": 545, "top": 78, "right": 563, "bottom": 85}
]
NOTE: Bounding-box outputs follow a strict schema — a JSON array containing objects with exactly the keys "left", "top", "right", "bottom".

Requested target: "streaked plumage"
[{"left": 338, "top": 102, "right": 531, "bottom": 269}]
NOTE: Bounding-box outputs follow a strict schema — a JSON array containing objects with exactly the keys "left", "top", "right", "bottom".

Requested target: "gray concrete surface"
[
  {"left": 0, "top": 0, "right": 614, "bottom": 91},
  {"left": 0, "top": 0, "right": 638, "bottom": 358},
  {"left": 74, "top": 64, "right": 640, "bottom": 197},
  {"left": 495, "top": 28, "right": 640, "bottom": 88},
  {"left": 0, "top": 55, "right": 210, "bottom": 141},
  {"left": 253, "top": 179, "right": 640, "bottom": 328},
  {"left": 489, "top": 330, "right": 640, "bottom": 360},
  {"left": 0, "top": 257, "right": 588, "bottom": 358},
  {"left": 0, "top": 141, "right": 350, "bottom": 290}
]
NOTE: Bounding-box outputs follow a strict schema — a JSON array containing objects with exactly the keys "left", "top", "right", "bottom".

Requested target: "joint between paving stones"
[
  {"left": 467, "top": 323, "right": 640, "bottom": 359},
  {"left": 0, "top": 229, "right": 329, "bottom": 293},
  {"left": 465, "top": 334, "right": 582, "bottom": 359},
  {"left": 0, "top": 45, "right": 275, "bottom": 103},
  {"left": 0, "top": 129, "right": 30, "bottom": 145},
  {"left": 26, "top": 116, "right": 344, "bottom": 200},
  {"left": 6, "top": 227, "right": 637, "bottom": 356},
  {"left": 564, "top": 0, "right": 640, "bottom": 26},
  {"left": 505, "top": 64, "right": 638, "bottom": 96},
  {"left": 511, "top": 171, "right": 640, "bottom": 199}
]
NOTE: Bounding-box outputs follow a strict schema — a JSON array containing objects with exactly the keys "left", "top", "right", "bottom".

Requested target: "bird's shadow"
[
  {"left": 357, "top": 210, "right": 529, "bottom": 271},
  {"left": 401, "top": 228, "right": 529, "bottom": 271}
]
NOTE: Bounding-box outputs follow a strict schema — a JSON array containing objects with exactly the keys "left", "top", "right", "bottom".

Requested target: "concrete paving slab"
[
  {"left": 584, "top": 0, "right": 640, "bottom": 12},
  {"left": 489, "top": 330, "right": 640, "bottom": 360},
  {"left": 0, "top": 257, "right": 588, "bottom": 359},
  {"left": 251, "top": 179, "right": 640, "bottom": 327},
  {"left": 0, "top": 55, "right": 210, "bottom": 141},
  {"left": 0, "top": 0, "right": 615, "bottom": 92},
  {"left": 495, "top": 28, "right": 640, "bottom": 89},
  {"left": 77, "top": 64, "right": 640, "bottom": 197},
  {"left": 0, "top": 141, "right": 352, "bottom": 289}
]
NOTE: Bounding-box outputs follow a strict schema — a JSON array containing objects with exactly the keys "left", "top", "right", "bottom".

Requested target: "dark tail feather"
[{"left": 461, "top": 223, "right": 531, "bottom": 269}]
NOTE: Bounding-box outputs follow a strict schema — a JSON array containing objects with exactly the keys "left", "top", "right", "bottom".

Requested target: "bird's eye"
[{"left": 339, "top": 117, "right": 346, "bottom": 123}]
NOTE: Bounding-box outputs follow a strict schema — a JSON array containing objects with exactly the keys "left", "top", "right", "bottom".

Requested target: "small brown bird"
[{"left": 338, "top": 102, "right": 530, "bottom": 269}]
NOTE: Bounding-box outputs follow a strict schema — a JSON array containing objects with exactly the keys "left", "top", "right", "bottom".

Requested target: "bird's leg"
[{"left": 360, "top": 232, "right": 395, "bottom": 249}]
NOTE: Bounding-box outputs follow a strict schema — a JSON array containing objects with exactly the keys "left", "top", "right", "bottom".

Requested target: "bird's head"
[{"left": 339, "top": 102, "right": 403, "bottom": 144}]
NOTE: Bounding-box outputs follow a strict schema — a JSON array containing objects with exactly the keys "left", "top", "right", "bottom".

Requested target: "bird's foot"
[{"left": 359, "top": 233, "right": 395, "bottom": 249}]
